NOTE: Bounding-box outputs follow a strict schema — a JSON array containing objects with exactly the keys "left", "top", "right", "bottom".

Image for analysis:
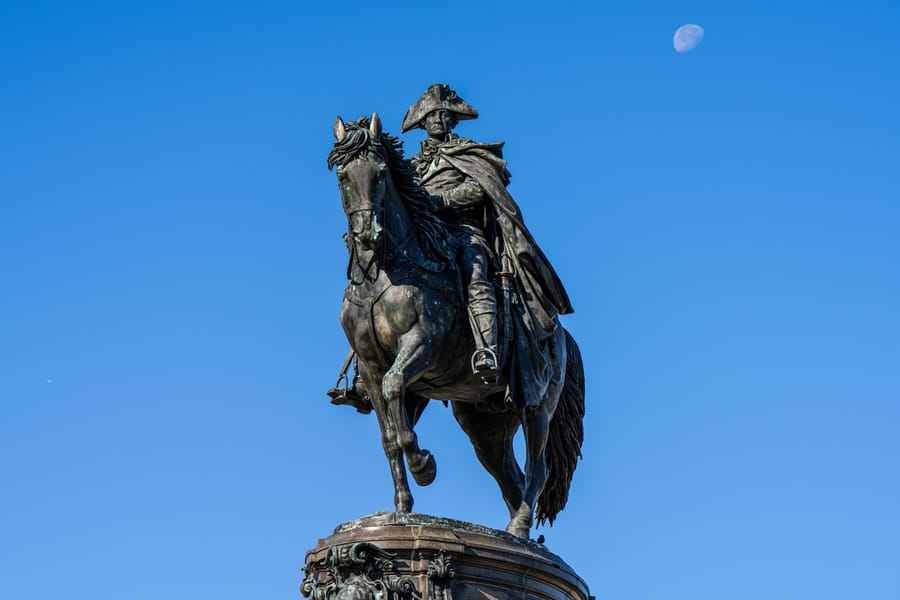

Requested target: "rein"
[
  {"left": 347, "top": 242, "right": 379, "bottom": 283},
  {"left": 345, "top": 196, "right": 384, "bottom": 282},
  {"left": 345, "top": 197, "right": 424, "bottom": 281}
]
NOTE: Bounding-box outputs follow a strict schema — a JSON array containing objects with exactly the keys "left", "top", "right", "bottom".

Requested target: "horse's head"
[{"left": 329, "top": 113, "right": 389, "bottom": 252}]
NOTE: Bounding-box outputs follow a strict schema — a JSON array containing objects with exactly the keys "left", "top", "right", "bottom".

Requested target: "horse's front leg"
[
  {"left": 382, "top": 331, "right": 437, "bottom": 487},
  {"left": 360, "top": 363, "right": 414, "bottom": 512}
]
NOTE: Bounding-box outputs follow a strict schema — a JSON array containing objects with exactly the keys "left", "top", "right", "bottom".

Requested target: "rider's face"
[{"left": 423, "top": 110, "right": 455, "bottom": 140}]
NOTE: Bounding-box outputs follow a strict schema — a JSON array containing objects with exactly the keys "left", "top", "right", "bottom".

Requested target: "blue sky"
[{"left": 1, "top": 1, "right": 898, "bottom": 599}]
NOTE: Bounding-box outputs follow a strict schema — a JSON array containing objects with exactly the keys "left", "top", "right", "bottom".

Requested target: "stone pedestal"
[{"left": 301, "top": 513, "right": 591, "bottom": 600}]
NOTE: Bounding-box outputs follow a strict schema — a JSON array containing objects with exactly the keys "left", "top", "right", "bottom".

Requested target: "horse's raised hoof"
[{"left": 409, "top": 450, "right": 437, "bottom": 486}]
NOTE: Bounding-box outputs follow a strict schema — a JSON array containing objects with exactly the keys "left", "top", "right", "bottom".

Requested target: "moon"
[{"left": 673, "top": 24, "right": 704, "bottom": 53}]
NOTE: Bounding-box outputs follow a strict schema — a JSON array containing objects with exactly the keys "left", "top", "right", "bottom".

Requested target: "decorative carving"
[
  {"left": 425, "top": 552, "right": 455, "bottom": 600},
  {"left": 302, "top": 516, "right": 592, "bottom": 600},
  {"left": 426, "top": 552, "right": 455, "bottom": 581},
  {"left": 302, "top": 542, "right": 419, "bottom": 600}
]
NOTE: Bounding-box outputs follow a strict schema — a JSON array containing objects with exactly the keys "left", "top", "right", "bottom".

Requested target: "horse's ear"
[
  {"left": 369, "top": 112, "right": 382, "bottom": 138},
  {"left": 334, "top": 115, "right": 346, "bottom": 141}
]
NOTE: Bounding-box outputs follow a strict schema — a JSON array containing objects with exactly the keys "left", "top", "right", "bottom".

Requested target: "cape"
[
  {"left": 438, "top": 139, "right": 573, "bottom": 329},
  {"left": 425, "top": 137, "right": 574, "bottom": 407}
]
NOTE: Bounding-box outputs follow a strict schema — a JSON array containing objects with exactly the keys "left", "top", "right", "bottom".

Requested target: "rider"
[
  {"left": 401, "top": 84, "right": 573, "bottom": 402},
  {"left": 402, "top": 85, "right": 498, "bottom": 380}
]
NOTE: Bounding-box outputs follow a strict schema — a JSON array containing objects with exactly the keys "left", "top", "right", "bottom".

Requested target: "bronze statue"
[{"left": 326, "top": 90, "right": 584, "bottom": 539}]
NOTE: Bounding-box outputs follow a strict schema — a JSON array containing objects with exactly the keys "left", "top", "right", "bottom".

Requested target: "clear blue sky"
[{"left": 2, "top": 1, "right": 898, "bottom": 599}]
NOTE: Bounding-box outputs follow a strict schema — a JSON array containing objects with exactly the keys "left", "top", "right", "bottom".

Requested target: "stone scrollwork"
[
  {"left": 425, "top": 552, "right": 455, "bottom": 600},
  {"left": 301, "top": 542, "right": 419, "bottom": 600}
]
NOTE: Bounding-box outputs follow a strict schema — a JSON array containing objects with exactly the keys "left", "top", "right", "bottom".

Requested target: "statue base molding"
[{"left": 301, "top": 513, "right": 591, "bottom": 600}]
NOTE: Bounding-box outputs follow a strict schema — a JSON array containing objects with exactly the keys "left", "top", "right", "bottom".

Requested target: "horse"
[{"left": 328, "top": 113, "right": 585, "bottom": 539}]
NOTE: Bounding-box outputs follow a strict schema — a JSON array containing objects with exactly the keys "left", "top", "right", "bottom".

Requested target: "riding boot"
[
  {"left": 471, "top": 310, "right": 499, "bottom": 383},
  {"left": 326, "top": 355, "right": 373, "bottom": 414}
]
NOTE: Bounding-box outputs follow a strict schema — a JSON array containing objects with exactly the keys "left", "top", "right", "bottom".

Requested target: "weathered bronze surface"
[
  {"left": 302, "top": 514, "right": 592, "bottom": 600},
  {"left": 327, "top": 85, "right": 585, "bottom": 539}
]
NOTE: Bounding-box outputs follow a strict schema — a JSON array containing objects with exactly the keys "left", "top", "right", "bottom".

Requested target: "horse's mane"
[{"left": 328, "top": 117, "right": 454, "bottom": 266}]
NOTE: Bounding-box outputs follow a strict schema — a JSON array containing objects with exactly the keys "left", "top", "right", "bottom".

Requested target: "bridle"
[{"left": 340, "top": 153, "right": 421, "bottom": 283}]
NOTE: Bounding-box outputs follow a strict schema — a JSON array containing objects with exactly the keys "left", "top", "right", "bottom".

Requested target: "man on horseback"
[
  {"left": 326, "top": 112, "right": 585, "bottom": 536},
  {"left": 401, "top": 84, "right": 574, "bottom": 406}
]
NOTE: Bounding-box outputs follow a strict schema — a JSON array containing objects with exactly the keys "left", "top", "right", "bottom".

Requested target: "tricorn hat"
[{"left": 401, "top": 84, "right": 479, "bottom": 133}]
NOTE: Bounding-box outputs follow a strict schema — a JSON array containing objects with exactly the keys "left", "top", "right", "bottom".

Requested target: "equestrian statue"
[{"left": 326, "top": 85, "right": 585, "bottom": 539}]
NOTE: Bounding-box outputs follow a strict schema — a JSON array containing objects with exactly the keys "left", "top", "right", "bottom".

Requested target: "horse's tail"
[{"left": 536, "top": 328, "right": 585, "bottom": 527}]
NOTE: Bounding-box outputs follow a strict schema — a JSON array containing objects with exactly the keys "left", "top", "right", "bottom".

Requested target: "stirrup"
[
  {"left": 471, "top": 347, "right": 499, "bottom": 384},
  {"left": 326, "top": 350, "right": 372, "bottom": 414},
  {"left": 327, "top": 367, "right": 372, "bottom": 414},
  {"left": 327, "top": 385, "right": 372, "bottom": 414}
]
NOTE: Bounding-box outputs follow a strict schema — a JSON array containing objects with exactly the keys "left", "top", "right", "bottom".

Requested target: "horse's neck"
[
  {"left": 382, "top": 178, "right": 426, "bottom": 265},
  {"left": 346, "top": 185, "right": 422, "bottom": 284}
]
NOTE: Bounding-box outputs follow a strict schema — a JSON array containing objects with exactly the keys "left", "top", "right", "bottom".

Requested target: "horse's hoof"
[
  {"left": 506, "top": 524, "right": 530, "bottom": 540},
  {"left": 506, "top": 506, "right": 533, "bottom": 539},
  {"left": 395, "top": 493, "right": 413, "bottom": 513},
  {"left": 409, "top": 450, "right": 437, "bottom": 486}
]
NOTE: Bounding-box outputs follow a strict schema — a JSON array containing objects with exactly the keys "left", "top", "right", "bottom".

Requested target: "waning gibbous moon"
[{"left": 673, "top": 24, "right": 705, "bottom": 53}]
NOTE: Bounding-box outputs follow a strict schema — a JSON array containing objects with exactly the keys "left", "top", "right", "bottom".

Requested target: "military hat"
[{"left": 401, "top": 84, "right": 479, "bottom": 133}]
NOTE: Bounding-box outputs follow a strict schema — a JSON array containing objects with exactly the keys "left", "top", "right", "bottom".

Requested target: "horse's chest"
[
  {"left": 341, "top": 285, "right": 377, "bottom": 340},
  {"left": 341, "top": 281, "right": 426, "bottom": 364},
  {"left": 340, "top": 283, "right": 393, "bottom": 360}
]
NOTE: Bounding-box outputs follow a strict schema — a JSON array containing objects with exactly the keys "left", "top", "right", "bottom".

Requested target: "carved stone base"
[{"left": 301, "top": 513, "right": 591, "bottom": 600}]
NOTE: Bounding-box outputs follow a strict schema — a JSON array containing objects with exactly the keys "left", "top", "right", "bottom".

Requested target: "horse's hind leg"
[
  {"left": 451, "top": 400, "right": 526, "bottom": 523},
  {"left": 509, "top": 328, "right": 568, "bottom": 537},
  {"left": 382, "top": 333, "right": 437, "bottom": 487},
  {"left": 359, "top": 362, "right": 414, "bottom": 512},
  {"left": 508, "top": 407, "right": 551, "bottom": 538}
]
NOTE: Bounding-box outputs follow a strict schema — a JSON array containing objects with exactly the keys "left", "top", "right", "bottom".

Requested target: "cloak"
[
  {"left": 428, "top": 138, "right": 574, "bottom": 407},
  {"left": 438, "top": 139, "right": 573, "bottom": 327}
]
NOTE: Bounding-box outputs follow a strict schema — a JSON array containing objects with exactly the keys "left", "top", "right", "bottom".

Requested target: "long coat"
[{"left": 416, "top": 136, "right": 573, "bottom": 407}]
